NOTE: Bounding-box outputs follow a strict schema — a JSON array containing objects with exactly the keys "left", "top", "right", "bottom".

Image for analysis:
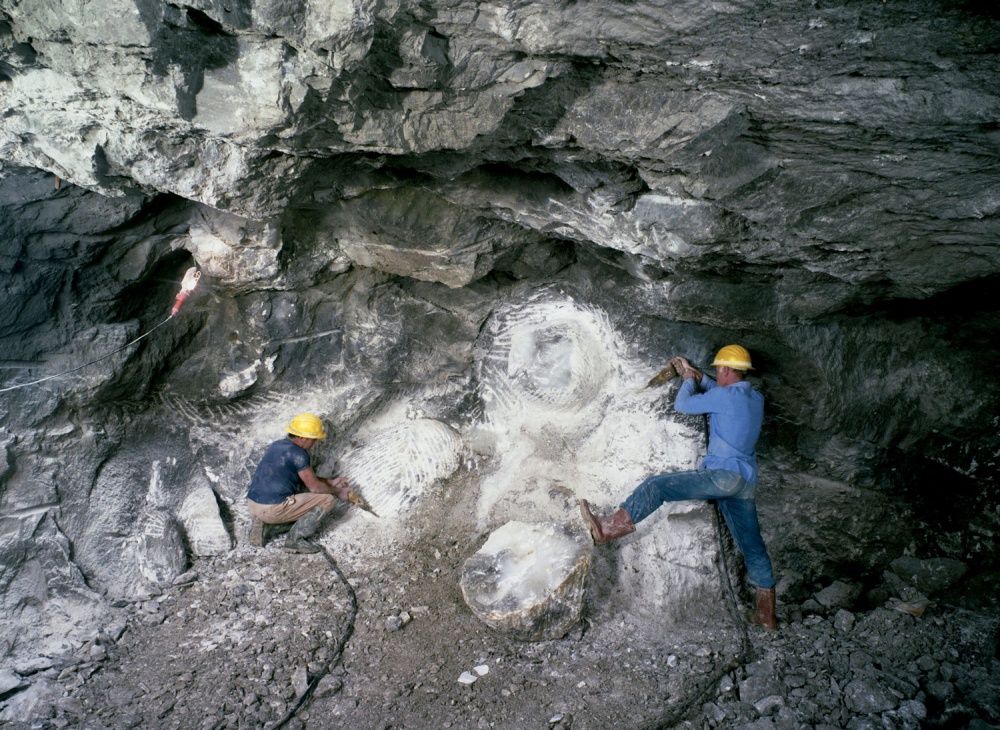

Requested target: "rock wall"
[{"left": 1, "top": 0, "right": 999, "bottom": 671}]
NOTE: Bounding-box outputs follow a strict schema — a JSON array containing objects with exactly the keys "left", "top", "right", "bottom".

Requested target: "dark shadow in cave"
[{"left": 881, "top": 452, "right": 985, "bottom": 535}]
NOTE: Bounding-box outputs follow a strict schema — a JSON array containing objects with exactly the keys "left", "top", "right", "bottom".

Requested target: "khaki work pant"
[{"left": 247, "top": 493, "right": 335, "bottom": 524}]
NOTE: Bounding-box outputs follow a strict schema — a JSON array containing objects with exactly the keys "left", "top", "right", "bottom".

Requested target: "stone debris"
[
  {"left": 291, "top": 666, "right": 309, "bottom": 698},
  {"left": 171, "top": 570, "right": 199, "bottom": 587},
  {"left": 0, "top": 540, "right": 994, "bottom": 730},
  {"left": 843, "top": 677, "right": 898, "bottom": 714},
  {"left": 0, "top": 670, "right": 24, "bottom": 695},
  {"left": 832, "top": 608, "right": 856, "bottom": 632},
  {"left": 814, "top": 580, "right": 860, "bottom": 610}
]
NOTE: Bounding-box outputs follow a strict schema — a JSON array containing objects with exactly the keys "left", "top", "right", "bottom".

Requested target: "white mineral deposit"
[{"left": 460, "top": 521, "right": 593, "bottom": 641}]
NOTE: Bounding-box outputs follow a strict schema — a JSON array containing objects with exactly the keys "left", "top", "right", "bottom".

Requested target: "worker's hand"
[
  {"left": 326, "top": 476, "right": 350, "bottom": 500},
  {"left": 671, "top": 356, "right": 700, "bottom": 381}
]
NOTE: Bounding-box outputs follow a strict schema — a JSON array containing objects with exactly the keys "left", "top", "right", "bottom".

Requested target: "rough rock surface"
[
  {"left": 3, "top": 522, "right": 999, "bottom": 730},
  {"left": 1, "top": 0, "right": 1000, "bottom": 727},
  {"left": 460, "top": 521, "right": 592, "bottom": 641}
]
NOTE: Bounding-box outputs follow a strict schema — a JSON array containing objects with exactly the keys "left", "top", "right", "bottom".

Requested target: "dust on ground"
[{"left": 4, "top": 478, "right": 999, "bottom": 730}]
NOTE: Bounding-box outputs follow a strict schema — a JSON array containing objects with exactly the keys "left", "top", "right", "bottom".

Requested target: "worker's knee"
[{"left": 317, "top": 494, "right": 336, "bottom": 512}]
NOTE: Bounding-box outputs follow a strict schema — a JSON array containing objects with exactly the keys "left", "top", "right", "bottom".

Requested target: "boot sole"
[
  {"left": 579, "top": 500, "right": 607, "bottom": 545},
  {"left": 283, "top": 541, "right": 321, "bottom": 554}
]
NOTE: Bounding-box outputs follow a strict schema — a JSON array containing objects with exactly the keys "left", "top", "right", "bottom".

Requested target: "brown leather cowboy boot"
[
  {"left": 750, "top": 587, "right": 778, "bottom": 632},
  {"left": 579, "top": 499, "right": 636, "bottom": 545}
]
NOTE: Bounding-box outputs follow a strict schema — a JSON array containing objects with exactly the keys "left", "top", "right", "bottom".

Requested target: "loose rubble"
[{"left": 0, "top": 534, "right": 996, "bottom": 730}]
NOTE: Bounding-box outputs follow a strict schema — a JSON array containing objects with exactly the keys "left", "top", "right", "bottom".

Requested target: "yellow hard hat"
[
  {"left": 287, "top": 413, "right": 327, "bottom": 439},
  {"left": 711, "top": 345, "right": 754, "bottom": 371}
]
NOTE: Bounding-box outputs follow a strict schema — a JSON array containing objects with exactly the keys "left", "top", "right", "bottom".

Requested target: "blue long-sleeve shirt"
[{"left": 674, "top": 375, "right": 764, "bottom": 484}]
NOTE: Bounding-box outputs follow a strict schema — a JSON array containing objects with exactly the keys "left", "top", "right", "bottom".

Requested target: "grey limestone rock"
[
  {"left": 177, "top": 481, "right": 232, "bottom": 557},
  {"left": 0, "top": 669, "right": 24, "bottom": 696},
  {"left": 889, "top": 557, "right": 968, "bottom": 595},
  {"left": 815, "top": 580, "right": 862, "bottom": 610},
  {"left": 135, "top": 510, "right": 188, "bottom": 585},
  {"left": 738, "top": 660, "right": 782, "bottom": 706},
  {"left": 0, "top": 677, "right": 63, "bottom": 724},
  {"left": 833, "top": 609, "right": 857, "bottom": 633},
  {"left": 843, "top": 678, "right": 899, "bottom": 714}
]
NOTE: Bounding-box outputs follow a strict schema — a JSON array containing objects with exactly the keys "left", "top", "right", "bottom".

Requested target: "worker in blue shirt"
[
  {"left": 247, "top": 413, "right": 351, "bottom": 554},
  {"left": 580, "top": 345, "right": 777, "bottom": 631}
]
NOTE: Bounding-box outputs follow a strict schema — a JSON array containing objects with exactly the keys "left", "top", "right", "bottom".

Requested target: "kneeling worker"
[{"left": 247, "top": 413, "right": 351, "bottom": 554}]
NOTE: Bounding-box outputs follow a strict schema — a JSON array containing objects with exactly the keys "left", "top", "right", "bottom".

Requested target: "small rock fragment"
[
  {"left": 814, "top": 581, "right": 860, "bottom": 609},
  {"left": 889, "top": 557, "right": 967, "bottom": 594},
  {"left": 833, "top": 609, "right": 856, "bottom": 632},
  {"left": 292, "top": 666, "right": 309, "bottom": 698},
  {"left": 754, "top": 694, "right": 784, "bottom": 716},
  {"left": 844, "top": 678, "right": 899, "bottom": 713},
  {"left": 313, "top": 675, "right": 343, "bottom": 699},
  {"left": 801, "top": 598, "right": 824, "bottom": 615},
  {"left": 0, "top": 670, "right": 24, "bottom": 695},
  {"left": 925, "top": 680, "right": 954, "bottom": 703},
  {"left": 172, "top": 570, "right": 199, "bottom": 586}
]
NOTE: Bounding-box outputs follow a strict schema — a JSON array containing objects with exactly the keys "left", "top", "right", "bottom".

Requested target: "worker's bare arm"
[
  {"left": 298, "top": 468, "right": 350, "bottom": 500},
  {"left": 324, "top": 476, "right": 351, "bottom": 500}
]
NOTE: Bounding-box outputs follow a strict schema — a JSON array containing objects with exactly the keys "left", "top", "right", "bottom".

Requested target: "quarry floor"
[
  {"left": 17, "top": 498, "right": 997, "bottom": 730},
  {"left": 62, "top": 521, "right": 749, "bottom": 730}
]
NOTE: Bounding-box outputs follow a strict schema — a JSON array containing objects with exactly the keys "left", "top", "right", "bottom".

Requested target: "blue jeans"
[{"left": 621, "top": 469, "right": 775, "bottom": 589}]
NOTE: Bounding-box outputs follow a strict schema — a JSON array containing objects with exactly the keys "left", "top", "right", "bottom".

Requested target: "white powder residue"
[
  {"left": 477, "top": 521, "right": 585, "bottom": 605},
  {"left": 337, "top": 418, "right": 462, "bottom": 518},
  {"left": 472, "top": 292, "right": 703, "bottom": 525}
]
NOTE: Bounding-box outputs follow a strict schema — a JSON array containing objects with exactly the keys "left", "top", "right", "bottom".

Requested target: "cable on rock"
[
  {"left": 0, "top": 267, "right": 201, "bottom": 395},
  {"left": 268, "top": 540, "right": 358, "bottom": 730},
  {"left": 0, "top": 316, "right": 174, "bottom": 394}
]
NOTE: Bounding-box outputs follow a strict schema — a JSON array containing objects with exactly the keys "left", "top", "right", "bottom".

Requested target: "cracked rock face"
[{"left": 0, "top": 0, "right": 999, "bottom": 724}]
